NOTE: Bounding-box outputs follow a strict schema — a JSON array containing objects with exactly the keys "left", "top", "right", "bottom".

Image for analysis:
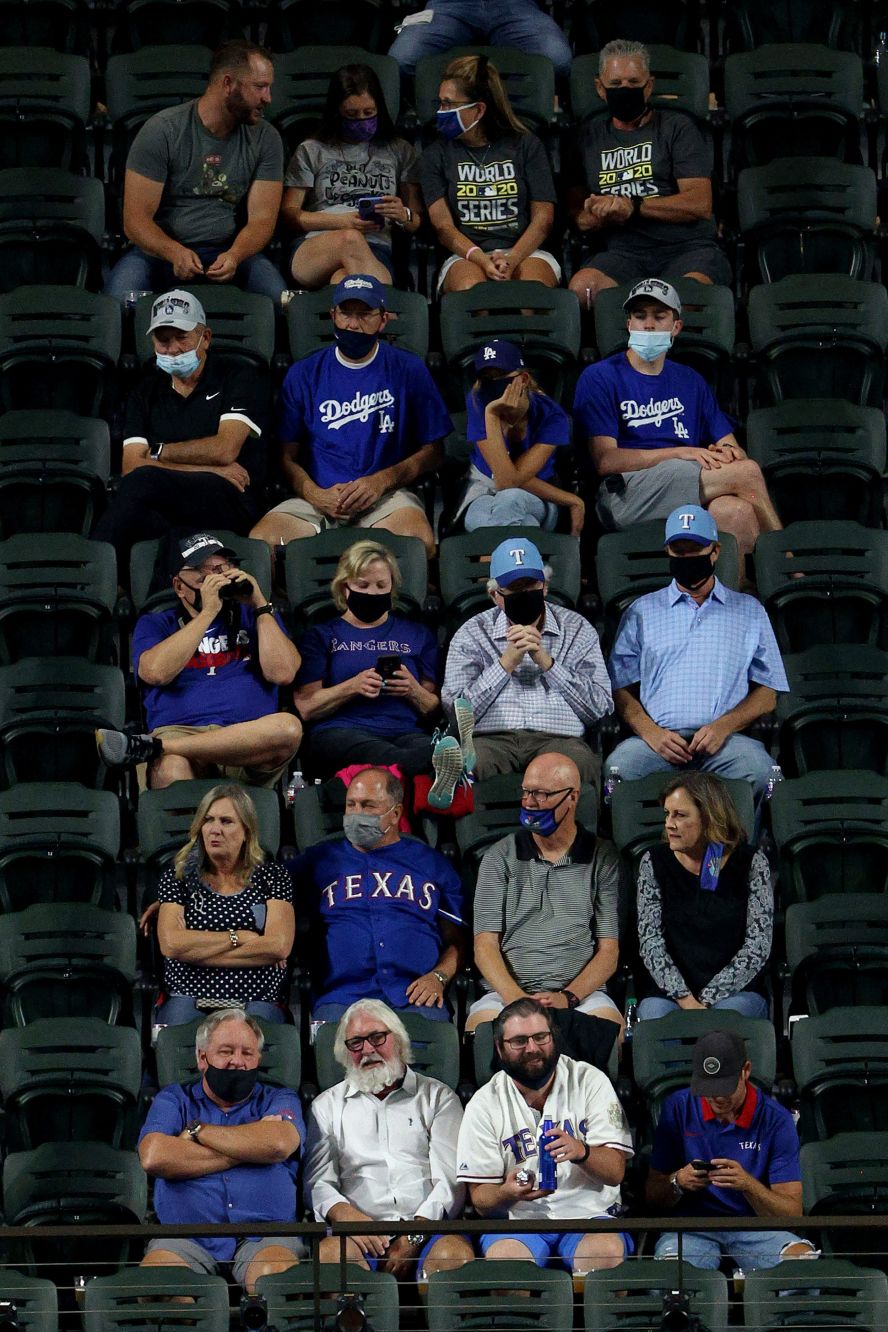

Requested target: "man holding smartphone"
[{"left": 646, "top": 1031, "right": 817, "bottom": 1271}]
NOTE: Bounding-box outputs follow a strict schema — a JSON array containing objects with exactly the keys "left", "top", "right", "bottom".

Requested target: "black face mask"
[
  {"left": 346, "top": 587, "right": 392, "bottom": 623},
  {"left": 204, "top": 1064, "right": 259, "bottom": 1103},
  {"left": 605, "top": 84, "right": 648, "bottom": 123},
  {"left": 476, "top": 378, "right": 510, "bottom": 409},
  {"left": 503, "top": 587, "right": 545, "bottom": 626},
  {"left": 669, "top": 551, "right": 715, "bottom": 591}
]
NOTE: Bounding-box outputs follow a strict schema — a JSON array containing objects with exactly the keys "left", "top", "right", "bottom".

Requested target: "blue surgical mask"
[
  {"left": 156, "top": 346, "right": 201, "bottom": 378},
  {"left": 628, "top": 330, "right": 673, "bottom": 362},
  {"left": 436, "top": 102, "right": 478, "bottom": 141},
  {"left": 334, "top": 325, "right": 377, "bottom": 360},
  {"left": 518, "top": 790, "right": 572, "bottom": 837}
]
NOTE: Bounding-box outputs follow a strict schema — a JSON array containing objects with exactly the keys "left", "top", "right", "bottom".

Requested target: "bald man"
[{"left": 468, "top": 753, "right": 623, "bottom": 1032}]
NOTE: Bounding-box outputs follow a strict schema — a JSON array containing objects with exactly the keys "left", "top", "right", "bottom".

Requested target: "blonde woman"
[
  {"left": 416, "top": 53, "right": 559, "bottom": 294},
  {"left": 155, "top": 783, "right": 294, "bottom": 1025}
]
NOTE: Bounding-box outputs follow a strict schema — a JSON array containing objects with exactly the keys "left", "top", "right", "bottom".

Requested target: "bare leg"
[
  {"left": 318, "top": 1236, "right": 370, "bottom": 1269},
  {"left": 484, "top": 1239, "right": 536, "bottom": 1262},
  {"left": 464, "top": 1007, "right": 500, "bottom": 1034},
  {"left": 148, "top": 715, "right": 302, "bottom": 789},
  {"left": 683, "top": 271, "right": 713, "bottom": 284},
  {"left": 139, "top": 1250, "right": 196, "bottom": 1304},
  {"left": 701, "top": 457, "right": 783, "bottom": 583},
  {"left": 423, "top": 1235, "right": 474, "bottom": 1276},
  {"left": 250, "top": 510, "right": 320, "bottom": 552},
  {"left": 442, "top": 260, "right": 489, "bottom": 293},
  {"left": 369, "top": 505, "right": 436, "bottom": 558},
  {"left": 292, "top": 232, "right": 392, "bottom": 287},
  {"left": 573, "top": 1233, "right": 625, "bottom": 1274},
  {"left": 512, "top": 257, "right": 558, "bottom": 288},
  {"left": 568, "top": 266, "right": 618, "bottom": 309},
  {"left": 242, "top": 1243, "right": 300, "bottom": 1295}
]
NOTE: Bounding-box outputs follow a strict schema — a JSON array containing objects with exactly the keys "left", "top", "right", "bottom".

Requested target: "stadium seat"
[
  {"left": 0, "top": 168, "right": 105, "bottom": 292},
  {"left": 743, "top": 1258, "right": 887, "bottom": 1332},
  {"left": 130, "top": 528, "right": 273, "bottom": 615},
  {"left": 0, "top": 783, "right": 120, "bottom": 911},
  {"left": 0, "top": 1017, "right": 143, "bottom": 1149},
  {"left": 415, "top": 47, "right": 555, "bottom": 134},
  {"left": 747, "top": 275, "right": 888, "bottom": 408},
  {"left": 0, "top": 1268, "right": 57, "bottom": 1327},
  {"left": 572, "top": 2, "right": 702, "bottom": 56},
  {"left": 754, "top": 522, "right": 888, "bottom": 652},
  {"left": 0, "top": 533, "right": 118, "bottom": 665},
  {"left": 725, "top": 0, "right": 859, "bottom": 51},
  {"left": 426, "top": 1260, "right": 571, "bottom": 1332},
  {"left": 0, "top": 285, "right": 121, "bottom": 419},
  {"left": 105, "top": 45, "right": 211, "bottom": 192},
  {"left": 290, "top": 778, "right": 345, "bottom": 849},
  {"left": 473, "top": 1015, "right": 619, "bottom": 1087},
  {"left": 84, "top": 1267, "right": 230, "bottom": 1329},
  {"left": 786, "top": 894, "right": 888, "bottom": 1017},
  {"left": 724, "top": 44, "right": 864, "bottom": 175},
  {"left": 286, "top": 285, "right": 429, "bottom": 362},
  {"left": 0, "top": 47, "right": 90, "bottom": 171},
  {"left": 791, "top": 1006, "right": 888, "bottom": 1141},
  {"left": 314, "top": 1009, "right": 460, "bottom": 1090},
  {"left": 455, "top": 771, "right": 599, "bottom": 881},
  {"left": 570, "top": 45, "right": 711, "bottom": 125},
  {"left": 0, "top": 659, "right": 125, "bottom": 789},
  {"left": 745, "top": 399, "right": 886, "bottom": 528},
  {"left": 0, "top": 0, "right": 86, "bottom": 50},
  {"left": 268, "top": 46, "right": 399, "bottom": 148},
  {"left": 610, "top": 772, "right": 754, "bottom": 873},
  {"left": 775, "top": 646, "right": 888, "bottom": 777},
  {"left": 114, "top": 0, "right": 243, "bottom": 51},
  {"left": 585, "top": 1261, "right": 729, "bottom": 1332},
  {"left": 155, "top": 1016, "right": 301, "bottom": 1088},
  {"left": 438, "top": 527, "right": 580, "bottom": 626},
  {"left": 284, "top": 528, "right": 428, "bottom": 626},
  {"left": 266, "top": 0, "right": 383, "bottom": 53},
  {"left": 0, "top": 902, "right": 137, "bottom": 1026},
  {"left": 0, "top": 409, "right": 110, "bottom": 538},
  {"left": 258, "top": 1264, "right": 399, "bottom": 1332},
  {"left": 801, "top": 1133, "right": 888, "bottom": 1267},
  {"left": 769, "top": 770, "right": 888, "bottom": 905},
  {"left": 133, "top": 285, "right": 276, "bottom": 372}
]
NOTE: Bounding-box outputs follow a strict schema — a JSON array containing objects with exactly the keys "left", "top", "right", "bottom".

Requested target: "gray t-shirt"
[
  {"left": 127, "top": 100, "right": 284, "bottom": 246},
  {"left": 285, "top": 136, "right": 417, "bottom": 251},
  {"left": 416, "top": 132, "right": 556, "bottom": 252},
  {"left": 578, "top": 108, "right": 715, "bottom": 246}
]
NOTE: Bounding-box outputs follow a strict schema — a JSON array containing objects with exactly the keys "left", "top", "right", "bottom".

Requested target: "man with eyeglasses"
[
  {"left": 250, "top": 274, "right": 450, "bottom": 559},
  {"left": 458, "top": 998, "right": 633, "bottom": 1273},
  {"left": 304, "top": 999, "right": 473, "bottom": 1278},
  {"left": 466, "top": 752, "right": 622, "bottom": 1035},
  {"left": 97, "top": 532, "right": 302, "bottom": 787}
]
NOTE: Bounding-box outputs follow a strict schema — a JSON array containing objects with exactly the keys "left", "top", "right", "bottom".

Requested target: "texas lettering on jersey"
[
  {"left": 455, "top": 157, "right": 519, "bottom": 230},
  {"left": 597, "top": 141, "right": 657, "bottom": 197},
  {"left": 502, "top": 1117, "right": 590, "bottom": 1163},
  {"left": 321, "top": 870, "right": 437, "bottom": 912},
  {"left": 621, "top": 394, "right": 690, "bottom": 438}
]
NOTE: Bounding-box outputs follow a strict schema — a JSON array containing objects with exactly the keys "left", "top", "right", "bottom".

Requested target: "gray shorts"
[
  {"left": 270, "top": 487, "right": 424, "bottom": 534},
  {"left": 596, "top": 459, "right": 702, "bottom": 529},
  {"left": 585, "top": 240, "right": 732, "bottom": 287},
  {"left": 468, "top": 988, "right": 622, "bottom": 1020},
  {"left": 144, "top": 1235, "right": 306, "bottom": 1286}
]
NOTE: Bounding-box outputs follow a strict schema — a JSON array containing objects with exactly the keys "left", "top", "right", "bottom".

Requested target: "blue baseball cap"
[
  {"left": 331, "top": 274, "right": 386, "bottom": 310},
  {"left": 490, "top": 536, "right": 545, "bottom": 588},
  {"left": 474, "top": 339, "right": 525, "bottom": 374},
  {"left": 664, "top": 504, "right": 719, "bottom": 548}
]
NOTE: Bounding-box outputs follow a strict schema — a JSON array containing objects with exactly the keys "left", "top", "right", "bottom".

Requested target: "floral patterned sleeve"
[
  {"left": 699, "top": 850, "right": 774, "bottom": 1005},
  {"left": 637, "top": 851, "right": 691, "bottom": 1000}
]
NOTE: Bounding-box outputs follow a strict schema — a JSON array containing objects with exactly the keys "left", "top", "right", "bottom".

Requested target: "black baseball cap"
[{"left": 690, "top": 1030, "right": 747, "bottom": 1098}]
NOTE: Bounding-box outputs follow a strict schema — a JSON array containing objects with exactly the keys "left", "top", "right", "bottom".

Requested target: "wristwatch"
[
  {"left": 670, "top": 1173, "right": 684, "bottom": 1200},
  {"left": 229, "top": 929, "right": 240, "bottom": 949},
  {"left": 185, "top": 1120, "right": 203, "bottom": 1142},
  {"left": 432, "top": 970, "right": 447, "bottom": 986},
  {"left": 148, "top": 442, "right": 164, "bottom": 460},
  {"left": 562, "top": 989, "right": 580, "bottom": 1009},
  {"left": 254, "top": 602, "right": 275, "bottom": 617},
  {"left": 406, "top": 1231, "right": 425, "bottom": 1247}
]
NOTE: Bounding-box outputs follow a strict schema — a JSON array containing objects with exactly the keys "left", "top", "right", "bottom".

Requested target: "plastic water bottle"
[
  {"left": 538, "top": 1118, "right": 557, "bottom": 1192},
  {"left": 285, "top": 770, "right": 308, "bottom": 807},
  {"left": 603, "top": 765, "right": 622, "bottom": 805},
  {"left": 625, "top": 995, "right": 638, "bottom": 1042},
  {"left": 875, "top": 31, "right": 888, "bottom": 66},
  {"left": 765, "top": 764, "right": 784, "bottom": 800}
]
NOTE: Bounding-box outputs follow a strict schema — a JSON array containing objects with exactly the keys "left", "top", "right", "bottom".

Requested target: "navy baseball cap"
[
  {"left": 690, "top": 1030, "right": 747, "bottom": 1098},
  {"left": 664, "top": 504, "right": 719, "bottom": 548},
  {"left": 331, "top": 274, "right": 387, "bottom": 310},
  {"left": 177, "top": 533, "right": 238, "bottom": 569},
  {"left": 490, "top": 536, "right": 545, "bottom": 588},
  {"left": 474, "top": 340, "right": 525, "bottom": 374}
]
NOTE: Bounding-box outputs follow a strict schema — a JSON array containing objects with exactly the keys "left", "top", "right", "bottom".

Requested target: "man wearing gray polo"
[{"left": 466, "top": 752, "right": 623, "bottom": 1034}]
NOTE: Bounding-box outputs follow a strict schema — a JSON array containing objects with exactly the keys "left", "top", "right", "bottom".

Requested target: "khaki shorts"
[
  {"left": 139, "top": 723, "right": 290, "bottom": 791},
  {"left": 270, "top": 487, "right": 424, "bottom": 534}
]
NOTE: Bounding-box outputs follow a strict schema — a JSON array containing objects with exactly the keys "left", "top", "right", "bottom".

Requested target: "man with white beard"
[{"left": 303, "top": 999, "right": 473, "bottom": 1277}]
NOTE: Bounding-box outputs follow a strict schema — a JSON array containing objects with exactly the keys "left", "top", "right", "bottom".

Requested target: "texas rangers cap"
[
  {"left": 490, "top": 536, "right": 545, "bottom": 588},
  {"left": 177, "top": 533, "right": 238, "bottom": 570},
  {"left": 690, "top": 1030, "right": 747, "bottom": 1098},
  {"left": 623, "top": 278, "right": 682, "bottom": 315},
  {"left": 148, "top": 289, "right": 206, "bottom": 333},
  {"left": 474, "top": 339, "right": 525, "bottom": 374},
  {"left": 664, "top": 504, "right": 719, "bottom": 547},
  {"left": 331, "top": 274, "right": 387, "bottom": 310}
]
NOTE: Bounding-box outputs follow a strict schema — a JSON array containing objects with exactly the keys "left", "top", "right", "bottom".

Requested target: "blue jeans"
[
  {"left": 388, "top": 0, "right": 572, "bottom": 78},
  {"left": 157, "top": 995, "right": 287, "bottom": 1026},
  {"left": 655, "top": 1230, "right": 816, "bottom": 1271},
  {"left": 607, "top": 734, "right": 774, "bottom": 800},
  {"left": 105, "top": 244, "right": 287, "bottom": 306},
  {"left": 464, "top": 488, "right": 559, "bottom": 531},
  {"left": 637, "top": 993, "right": 769, "bottom": 1022}
]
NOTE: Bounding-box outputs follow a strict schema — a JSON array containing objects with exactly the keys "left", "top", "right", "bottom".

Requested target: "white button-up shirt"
[{"left": 304, "top": 1066, "right": 465, "bottom": 1222}]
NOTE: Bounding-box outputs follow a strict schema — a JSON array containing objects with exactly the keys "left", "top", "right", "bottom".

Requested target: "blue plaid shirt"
[{"left": 608, "top": 579, "right": 788, "bottom": 732}]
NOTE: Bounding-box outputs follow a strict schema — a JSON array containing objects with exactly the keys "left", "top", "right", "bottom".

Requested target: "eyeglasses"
[
  {"left": 344, "top": 1029, "right": 391, "bottom": 1053},
  {"left": 179, "top": 560, "right": 238, "bottom": 586},
  {"left": 334, "top": 308, "right": 383, "bottom": 328},
  {"left": 520, "top": 786, "right": 572, "bottom": 804},
  {"left": 501, "top": 1031, "right": 554, "bottom": 1051}
]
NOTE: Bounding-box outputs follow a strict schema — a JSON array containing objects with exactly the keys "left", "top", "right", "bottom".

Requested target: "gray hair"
[
  {"left": 599, "top": 40, "right": 650, "bottom": 76},
  {"left": 486, "top": 562, "right": 553, "bottom": 597},
  {"left": 333, "top": 999, "right": 413, "bottom": 1068},
  {"left": 195, "top": 1007, "right": 265, "bottom": 1056}
]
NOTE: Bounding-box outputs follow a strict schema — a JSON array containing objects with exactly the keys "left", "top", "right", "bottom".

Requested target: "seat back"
[
  {"left": 138, "top": 779, "right": 281, "bottom": 871},
  {"left": 415, "top": 46, "right": 555, "bottom": 132},
  {"left": 106, "top": 45, "right": 212, "bottom": 180},
  {"left": 456, "top": 771, "right": 599, "bottom": 872},
  {"left": 786, "top": 894, "right": 888, "bottom": 1015},
  {"left": 130, "top": 529, "right": 272, "bottom": 614},
  {"left": 439, "top": 528, "right": 580, "bottom": 625},
  {"left": 744, "top": 1258, "right": 888, "bottom": 1332},
  {"left": 258, "top": 1264, "right": 399, "bottom": 1332},
  {"left": 134, "top": 285, "right": 276, "bottom": 369},
  {"left": 155, "top": 1017, "right": 300, "bottom": 1089},
  {"left": 610, "top": 772, "right": 755, "bottom": 866},
  {"left": 426, "top": 1260, "right": 573, "bottom": 1332},
  {"left": 585, "top": 1261, "right": 729, "bottom": 1332},
  {"left": 801, "top": 1132, "right": 888, "bottom": 1217},
  {"left": 632, "top": 1010, "right": 776, "bottom": 1123},
  {"left": 287, "top": 286, "right": 429, "bottom": 361},
  {"left": 0, "top": 1268, "right": 57, "bottom": 1329},
  {"left": 285, "top": 528, "right": 428, "bottom": 625},
  {"left": 269, "top": 47, "right": 399, "bottom": 148},
  {"left": 594, "top": 279, "right": 735, "bottom": 375},
  {"left": 770, "top": 771, "right": 888, "bottom": 905},
  {"left": 473, "top": 1016, "right": 618, "bottom": 1087},
  {"left": 84, "top": 1267, "right": 230, "bottom": 1330},
  {"left": 0, "top": 408, "right": 110, "bottom": 537},
  {"left": 0, "top": 47, "right": 90, "bottom": 170},
  {"left": 314, "top": 1009, "right": 459, "bottom": 1090},
  {"left": 0, "top": 532, "right": 117, "bottom": 664},
  {"left": 792, "top": 1005, "right": 888, "bottom": 1140},
  {"left": 0, "top": 285, "right": 121, "bottom": 416},
  {"left": 117, "top": 0, "right": 241, "bottom": 51},
  {"left": 776, "top": 645, "right": 888, "bottom": 776},
  {"left": 571, "top": 45, "right": 711, "bottom": 124},
  {"left": 0, "top": 167, "right": 105, "bottom": 291},
  {"left": 0, "top": 0, "right": 86, "bottom": 51}
]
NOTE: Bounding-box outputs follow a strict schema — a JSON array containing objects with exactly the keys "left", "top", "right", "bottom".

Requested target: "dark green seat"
[
  {"left": 138, "top": 778, "right": 281, "bottom": 881},
  {"left": 786, "top": 894, "right": 888, "bottom": 1017},
  {"left": 0, "top": 409, "right": 110, "bottom": 538},
  {"left": 743, "top": 1258, "right": 888, "bottom": 1332},
  {"left": 776, "top": 646, "right": 888, "bottom": 776},
  {"left": 115, "top": 0, "right": 242, "bottom": 51},
  {"left": 0, "top": 167, "right": 104, "bottom": 291},
  {"left": 155, "top": 1017, "right": 301, "bottom": 1089},
  {"left": 747, "top": 276, "right": 888, "bottom": 408},
  {"left": 84, "top": 1266, "right": 230, "bottom": 1330},
  {"left": 792, "top": 1005, "right": 888, "bottom": 1142},
  {"left": 0, "top": 783, "right": 120, "bottom": 911},
  {"left": 415, "top": 46, "right": 555, "bottom": 133},
  {"left": 571, "top": 45, "right": 711, "bottom": 124},
  {"left": 0, "top": 0, "right": 86, "bottom": 51},
  {"left": 769, "top": 771, "right": 888, "bottom": 906},
  {"left": 0, "top": 659, "right": 125, "bottom": 789},
  {"left": 133, "top": 285, "right": 276, "bottom": 372},
  {"left": 754, "top": 522, "right": 888, "bottom": 652},
  {"left": 314, "top": 1009, "right": 460, "bottom": 1090},
  {"left": 269, "top": 47, "right": 399, "bottom": 150},
  {"left": 0, "top": 903, "right": 137, "bottom": 1026},
  {"left": 745, "top": 400, "right": 886, "bottom": 528},
  {"left": 801, "top": 1134, "right": 888, "bottom": 1266},
  {"left": 0, "top": 285, "right": 121, "bottom": 418},
  {"left": 266, "top": 0, "right": 383, "bottom": 52},
  {"left": 585, "top": 1261, "right": 728, "bottom": 1332},
  {"left": 285, "top": 528, "right": 428, "bottom": 626},
  {"left": 426, "top": 1259, "right": 573, "bottom": 1332},
  {"left": 287, "top": 285, "right": 429, "bottom": 361},
  {"left": 726, "top": 0, "right": 857, "bottom": 51},
  {"left": 0, "top": 533, "right": 117, "bottom": 665},
  {"left": 105, "top": 45, "right": 211, "bottom": 189},
  {"left": 130, "top": 528, "right": 273, "bottom": 615},
  {"left": 291, "top": 779, "right": 343, "bottom": 849},
  {"left": 594, "top": 280, "right": 734, "bottom": 395},
  {"left": 439, "top": 528, "right": 580, "bottom": 627},
  {"left": 456, "top": 771, "right": 599, "bottom": 877},
  {"left": 0, "top": 1267, "right": 57, "bottom": 1327},
  {"left": 0, "top": 48, "right": 90, "bottom": 171},
  {"left": 610, "top": 772, "right": 754, "bottom": 872},
  {"left": 258, "top": 1263, "right": 399, "bottom": 1332}
]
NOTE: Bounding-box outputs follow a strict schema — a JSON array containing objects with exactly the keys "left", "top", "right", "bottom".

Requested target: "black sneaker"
[{"left": 95, "top": 728, "right": 161, "bottom": 767}]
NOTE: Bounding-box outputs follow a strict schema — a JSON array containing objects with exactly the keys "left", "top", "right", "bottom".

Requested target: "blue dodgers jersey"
[
  {"left": 573, "top": 352, "right": 734, "bottom": 450},
  {"left": 288, "top": 837, "right": 465, "bottom": 1009},
  {"left": 465, "top": 390, "right": 572, "bottom": 483},
  {"left": 279, "top": 341, "right": 453, "bottom": 489},
  {"left": 649, "top": 1085, "right": 802, "bottom": 1217}
]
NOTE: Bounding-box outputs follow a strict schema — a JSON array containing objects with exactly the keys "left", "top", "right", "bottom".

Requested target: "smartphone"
[
  {"left": 357, "top": 195, "right": 386, "bottom": 221},
  {"left": 376, "top": 654, "right": 402, "bottom": 680},
  {"left": 690, "top": 1159, "right": 714, "bottom": 1173}
]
